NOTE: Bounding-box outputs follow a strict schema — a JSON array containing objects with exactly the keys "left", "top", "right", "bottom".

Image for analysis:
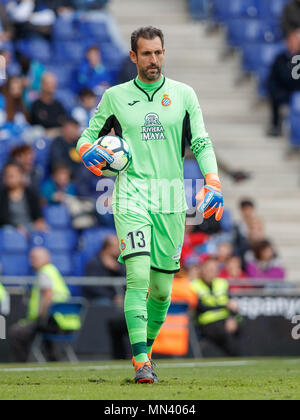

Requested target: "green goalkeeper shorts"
[{"left": 113, "top": 206, "right": 186, "bottom": 274}]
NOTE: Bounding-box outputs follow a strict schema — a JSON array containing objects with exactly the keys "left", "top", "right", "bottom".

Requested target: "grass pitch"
[{"left": 0, "top": 358, "right": 299, "bottom": 400}]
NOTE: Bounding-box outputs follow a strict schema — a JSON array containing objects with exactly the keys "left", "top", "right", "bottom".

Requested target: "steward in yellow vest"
[
  {"left": 9, "top": 248, "right": 80, "bottom": 363},
  {"left": 0, "top": 282, "right": 9, "bottom": 315},
  {"left": 192, "top": 257, "right": 241, "bottom": 357}
]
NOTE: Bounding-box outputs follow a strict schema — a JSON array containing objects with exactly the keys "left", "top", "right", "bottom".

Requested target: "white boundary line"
[{"left": 0, "top": 360, "right": 254, "bottom": 373}]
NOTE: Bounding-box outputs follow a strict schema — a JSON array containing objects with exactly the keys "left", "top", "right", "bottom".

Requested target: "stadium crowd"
[
  {"left": 190, "top": 0, "right": 300, "bottom": 142},
  {"left": 0, "top": 0, "right": 289, "bottom": 361}
]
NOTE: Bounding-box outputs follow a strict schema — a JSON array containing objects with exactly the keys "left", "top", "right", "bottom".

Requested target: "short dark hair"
[
  {"left": 63, "top": 117, "right": 79, "bottom": 126},
  {"left": 10, "top": 144, "right": 33, "bottom": 159},
  {"left": 240, "top": 199, "right": 255, "bottom": 209},
  {"left": 79, "top": 88, "right": 96, "bottom": 99},
  {"left": 252, "top": 240, "right": 274, "bottom": 260},
  {"left": 52, "top": 163, "right": 71, "bottom": 174},
  {"left": 131, "top": 26, "right": 164, "bottom": 54}
]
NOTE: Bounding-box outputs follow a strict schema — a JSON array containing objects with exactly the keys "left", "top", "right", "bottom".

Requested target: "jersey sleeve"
[
  {"left": 185, "top": 87, "right": 218, "bottom": 176},
  {"left": 76, "top": 91, "right": 114, "bottom": 152}
]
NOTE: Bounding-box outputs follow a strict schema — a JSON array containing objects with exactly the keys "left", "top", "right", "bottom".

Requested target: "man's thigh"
[
  {"left": 150, "top": 211, "right": 186, "bottom": 274},
  {"left": 113, "top": 207, "right": 152, "bottom": 263}
]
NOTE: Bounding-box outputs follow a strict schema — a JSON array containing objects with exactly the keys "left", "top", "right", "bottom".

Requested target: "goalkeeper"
[{"left": 77, "top": 26, "right": 224, "bottom": 384}]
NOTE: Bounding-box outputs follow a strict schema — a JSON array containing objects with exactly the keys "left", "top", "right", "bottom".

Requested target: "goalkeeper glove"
[
  {"left": 196, "top": 173, "right": 224, "bottom": 221},
  {"left": 79, "top": 143, "right": 114, "bottom": 177}
]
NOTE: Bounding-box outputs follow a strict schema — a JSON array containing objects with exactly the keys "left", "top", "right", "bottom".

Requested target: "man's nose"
[{"left": 151, "top": 53, "right": 158, "bottom": 64}]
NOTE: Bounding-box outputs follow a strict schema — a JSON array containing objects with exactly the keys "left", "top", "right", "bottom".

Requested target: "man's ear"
[{"left": 129, "top": 50, "right": 137, "bottom": 65}]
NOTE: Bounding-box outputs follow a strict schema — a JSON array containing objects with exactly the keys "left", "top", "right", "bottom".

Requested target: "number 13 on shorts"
[{"left": 120, "top": 227, "right": 151, "bottom": 261}]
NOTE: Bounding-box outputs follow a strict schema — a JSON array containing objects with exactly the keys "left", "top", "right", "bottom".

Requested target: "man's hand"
[
  {"left": 79, "top": 143, "right": 114, "bottom": 176},
  {"left": 225, "top": 318, "right": 238, "bottom": 335},
  {"left": 196, "top": 173, "right": 224, "bottom": 221},
  {"left": 227, "top": 300, "right": 239, "bottom": 313}
]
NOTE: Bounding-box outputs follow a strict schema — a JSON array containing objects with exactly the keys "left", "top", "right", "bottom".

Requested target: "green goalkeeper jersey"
[{"left": 77, "top": 75, "right": 218, "bottom": 213}]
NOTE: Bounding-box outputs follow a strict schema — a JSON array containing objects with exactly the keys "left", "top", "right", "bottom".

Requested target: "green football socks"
[
  {"left": 124, "top": 256, "right": 174, "bottom": 363},
  {"left": 124, "top": 256, "right": 150, "bottom": 363},
  {"left": 147, "top": 270, "right": 173, "bottom": 355}
]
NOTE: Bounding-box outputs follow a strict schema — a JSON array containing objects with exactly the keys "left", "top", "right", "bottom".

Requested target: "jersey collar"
[{"left": 134, "top": 75, "right": 166, "bottom": 102}]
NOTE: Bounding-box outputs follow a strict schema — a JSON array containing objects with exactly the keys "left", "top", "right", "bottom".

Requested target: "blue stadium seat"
[
  {"left": 44, "top": 205, "right": 72, "bottom": 229},
  {"left": 73, "top": 252, "right": 86, "bottom": 278},
  {"left": 289, "top": 93, "right": 300, "bottom": 147},
  {"left": 50, "top": 253, "right": 73, "bottom": 276},
  {"left": 53, "top": 16, "right": 80, "bottom": 41},
  {"left": 0, "top": 254, "right": 30, "bottom": 276},
  {"left": 99, "top": 43, "right": 124, "bottom": 74},
  {"left": 0, "top": 139, "right": 10, "bottom": 171},
  {"left": 16, "top": 38, "right": 52, "bottom": 65},
  {"left": 242, "top": 42, "right": 285, "bottom": 72},
  {"left": 258, "top": 0, "right": 290, "bottom": 19},
  {"left": 78, "top": 20, "right": 111, "bottom": 43},
  {"left": 213, "top": 0, "right": 259, "bottom": 22},
  {"left": 227, "top": 18, "right": 276, "bottom": 47},
  {"left": 33, "top": 137, "right": 51, "bottom": 184},
  {"left": 55, "top": 89, "right": 77, "bottom": 114},
  {"left": 32, "top": 230, "right": 78, "bottom": 252},
  {"left": 256, "top": 66, "right": 271, "bottom": 97},
  {"left": 54, "top": 41, "right": 85, "bottom": 64},
  {"left": 80, "top": 227, "right": 116, "bottom": 260},
  {"left": 220, "top": 209, "right": 234, "bottom": 233},
  {"left": 0, "top": 228, "right": 29, "bottom": 253},
  {"left": 184, "top": 159, "right": 203, "bottom": 181},
  {"left": 290, "top": 93, "right": 300, "bottom": 115},
  {"left": 45, "top": 65, "right": 75, "bottom": 90},
  {"left": 289, "top": 114, "right": 300, "bottom": 147}
]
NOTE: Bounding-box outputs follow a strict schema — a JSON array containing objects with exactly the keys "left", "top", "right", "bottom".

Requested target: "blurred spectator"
[
  {"left": 76, "top": 46, "right": 112, "bottom": 96},
  {"left": 17, "top": 53, "right": 45, "bottom": 107},
  {"left": 71, "top": 88, "right": 97, "bottom": 131},
  {"left": 83, "top": 235, "right": 125, "bottom": 302},
  {"left": 219, "top": 256, "right": 249, "bottom": 292},
  {"left": 233, "top": 199, "right": 264, "bottom": 260},
  {"left": 181, "top": 224, "right": 209, "bottom": 266},
  {"left": 42, "top": 164, "right": 77, "bottom": 205},
  {"left": 0, "top": 162, "right": 47, "bottom": 234},
  {"left": 281, "top": 0, "right": 300, "bottom": 37},
  {"left": 72, "top": 0, "right": 109, "bottom": 10},
  {"left": 187, "top": 264, "right": 201, "bottom": 282},
  {"left": 217, "top": 242, "right": 234, "bottom": 270},
  {"left": 0, "top": 49, "right": 21, "bottom": 82},
  {"left": 152, "top": 270, "right": 198, "bottom": 357},
  {"left": 238, "top": 199, "right": 256, "bottom": 234},
  {"left": 49, "top": 117, "right": 81, "bottom": 176},
  {"left": 267, "top": 31, "right": 300, "bottom": 137},
  {"left": 246, "top": 240, "right": 286, "bottom": 281},
  {"left": 10, "top": 144, "right": 40, "bottom": 188},
  {"left": 40, "top": 0, "right": 75, "bottom": 15},
  {"left": 192, "top": 257, "right": 241, "bottom": 357},
  {"left": 220, "top": 256, "right": 247, "bottom": 281},
  {"left": 237, "top": 216, "right": 266, "bottom": 264},
  {"left": 0, "top": 282, "right": 9, "bottom": 316},
  {"left": 0, "top": 4, "right": 13, "bottom": 41},
  {"left": 117, "top": 55, "right": 137, "bottom": 84},
  {"left": 9, "top": 247, "right": 80, "bottom": 362},
  {"left": 0, "top": 76, "right": 29, "bottom": 128},
  {"left": 84, "top": 236, "right": 122, "bottom": 293},
  {"left": 30, "top": 72, "right": 67, "bottom": 132},
  {"left": 6, "top": 0, "right": 56, "bottom": 40}
]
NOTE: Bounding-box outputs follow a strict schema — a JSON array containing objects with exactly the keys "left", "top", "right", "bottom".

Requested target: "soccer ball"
[{"left": 97, "top": 135, "right": 131, "bottom": 177}]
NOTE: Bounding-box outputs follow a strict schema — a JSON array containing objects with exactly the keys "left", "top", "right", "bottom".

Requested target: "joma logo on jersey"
[{"left": 142, "top": 113, "right": 166, "bottom": 141}]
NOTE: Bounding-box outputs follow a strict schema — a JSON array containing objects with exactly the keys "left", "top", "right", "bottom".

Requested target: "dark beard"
[{"left": 141, "top": 67, "right": 162, "bottom": 82}]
